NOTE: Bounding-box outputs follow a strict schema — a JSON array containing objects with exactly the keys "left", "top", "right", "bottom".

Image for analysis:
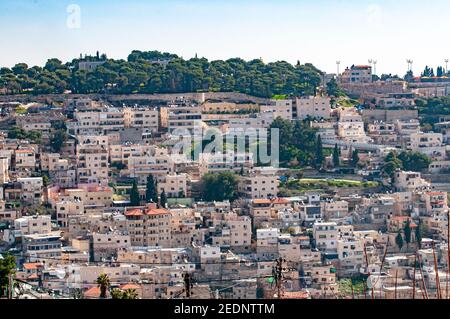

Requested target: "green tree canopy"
[
  {"left": 0, "top": 254, "right": 16, "bottom": 298},
  {"left": 0, "top": 50, "right": 323, "bottom": 98},
  {"left": 200, "top": 172, "right": 239, "bottom": 202},
  {"left": 145, "top": 175, "right": 158, "bottom": 204},
  {"left": 130, "top": 180, "right": 141, "bottom": 206},
  {"left": 395, "top": 231, "right": 404, "bottom": 251}
]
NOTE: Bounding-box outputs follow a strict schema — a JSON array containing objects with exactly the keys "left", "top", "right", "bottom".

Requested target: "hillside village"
[{"left": 1, "top": 59, "right": 450, "bottom": 299}]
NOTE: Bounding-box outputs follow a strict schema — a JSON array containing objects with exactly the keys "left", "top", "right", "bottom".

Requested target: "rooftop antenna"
[{"left": 406, "top": 59, "right": 413, "bottom": 72}]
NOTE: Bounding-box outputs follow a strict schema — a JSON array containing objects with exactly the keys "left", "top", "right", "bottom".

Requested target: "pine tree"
[
  {"left": 332, "top": 143, "right": 340, "bottom": 167},
  {"left": 145, "top": 175, "right": 157, "bottom": 203},
  {"left": 160, "top": 190, "right": 167, "bottom": 208},
  {"left": 130, "top": 180, "right": 140, "bottom": 206}
]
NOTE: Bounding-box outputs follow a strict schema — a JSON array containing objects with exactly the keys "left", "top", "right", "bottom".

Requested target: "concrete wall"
[
  {"left": 0, "top": 92, "right": 270, "bottom": 105},
  {"left": 361, "top": 109, "right": 418, "bottom": 123}
]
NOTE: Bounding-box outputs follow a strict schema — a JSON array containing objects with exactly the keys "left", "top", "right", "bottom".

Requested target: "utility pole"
[
  {"left": 8, "top": 273, "right": 13, "bottom": 299},
  {"left": 183, "top": 273, "right": 192, "bottom": 298},
  {"left": 432, "top": 241, "right": 441, "bottom": 299},
  {"left": 447, "top": 210, "right": 450, "bottom": 299},
  {"left": 363, "top": 243, "right": 374, "bottom": 299},
  {"left": 412, "top": 254, "right": 417, "bottom": 299},
  {"left": 273, "top": 258, "right": 284, "bottom": 299},
  {"left": 394, "top": 270, "right": 398, "bottom": 299}
]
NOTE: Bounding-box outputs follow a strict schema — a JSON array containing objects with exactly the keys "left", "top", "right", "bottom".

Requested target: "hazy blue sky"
[{"left": 0, "top": 0, "right": 449, "bottom": 75}]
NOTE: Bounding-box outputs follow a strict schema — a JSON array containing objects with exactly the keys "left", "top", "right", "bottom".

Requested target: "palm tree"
[
  {"left": 96, "top": 274, "right": 111, "bottom": 299},
  {"left": 122, "top": 288, "right": 139, "bottom": 299},
  {"left": 110, "top": 288, "right": 123, "bottom": 299}
]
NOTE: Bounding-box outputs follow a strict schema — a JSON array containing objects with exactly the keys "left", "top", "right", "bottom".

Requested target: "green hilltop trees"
[{"left": 0, "top": 50, "right": 323, "bottom": 98}]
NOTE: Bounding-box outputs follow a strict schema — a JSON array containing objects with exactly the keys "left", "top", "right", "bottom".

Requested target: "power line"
[
  {"left": 9, "top": 252, "right": 287, "bottom": 266},
  {"left": 25, "top": 273, "right": 274, "bottom": 287}
]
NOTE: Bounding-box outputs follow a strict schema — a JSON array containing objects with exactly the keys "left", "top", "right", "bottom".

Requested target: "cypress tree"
[
  {"left": 315, "top": 135, "right": 324, "bottom": 168},
  {"left": 333, "top": 143, "right": 340, "bottom": 167},
  {"left": 160, "top": 190, "right": 167, "bottom": 208},
  {"left": 146, "top": 175, "right": 157, "bottom": 203},
  {"left": 130, "top": 180, "right": 140, "bottom": 206}
]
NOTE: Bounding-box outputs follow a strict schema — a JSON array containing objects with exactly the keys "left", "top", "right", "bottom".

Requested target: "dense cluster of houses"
[{"left": 1, "top": 66, "right": 450, "bottom": 299}]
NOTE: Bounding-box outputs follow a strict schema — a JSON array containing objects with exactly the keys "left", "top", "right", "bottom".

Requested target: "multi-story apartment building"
[
  {"left": 409, "top": 132, "right": 446, "bottom": 160},
  {"left": 41, "top": 153, "right": 69, "bottom": 172},
  {"left": 260, "top": 99, "right": 293, "bottom": 120},
  {"left": 313, "top": 222, "right": 338, "bottom": 252},
  {"left": 239, "top": 167, "right": 279, "bottom": 199},
  {"left": 121, "top": 146, "right": 175, "bottom": 183},
  {"left": 199, "top": 152, "right": 253, "bottom": 176},
  {"left": 48, "top": 184, "right": 114, "bottom": 209},
  {"left": 295, "top": 96, "right": 331, "bottom": 120},
  {"left": 340, "top": 65, "right": 372, "bottom": 84},
  {"left": 374, "top": 93, "right": 416, "bottom": 108},
  {"left": 56, "top": 199, "right": 84, "bottom": 228},
  {"left": 336, "top": 238, "right": 365, "bottom": 274},
  {"left": 157, "top": 173, "right": 188, "bottom": 198},
  {"left": 17, "top": 177, "right": 43, "bottom": 204},
  {"left": 23, "top": 232, "right": 62, "bottom": 263},
  {"left": 14, "top": 215, "right": 52, "bottom": 236},
  {"left": 395, "top": 119, "right": 421, "bottom": 136},
  {"left": 321, "top": 200, "right": 349, "bottom": 220},
  {"left": 14, "top": 148, "right": 36, "bottom": 172},
  {"left": 0, "top": 156, "right": 10, "bottom": 184},
  {"left": 76, "top": 135, "right": 109, "bottom": 185},
  {"left": 394, "top": 170, "right": 431, "bottom": 192},
  {"left": 423, "top": 191, "right": 448, "bottom": 216},
  {"left": 167, "top": 104, "right": 202, "bottom": 135},
  {"left": 123, "top": 107, "right": 159, "bottom": 133},
  {"left": 124, "top": 207, "right": 172, "bottom": 247},
  {"left": 92, "top": 232, "right": 132, "bottom": 261},
  {"left": 67, "top": 107, "right": 125, "bottom": 135},
  {"left": 256, "top": 228, "right": 279, "bottom": 259}
]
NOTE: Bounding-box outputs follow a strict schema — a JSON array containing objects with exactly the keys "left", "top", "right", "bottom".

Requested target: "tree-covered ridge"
[{"left": 0, "top": 50, "right": 323, "bottom": 98}]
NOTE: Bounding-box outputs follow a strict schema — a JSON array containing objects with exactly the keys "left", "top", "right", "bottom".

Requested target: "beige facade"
[
  {"left": 296, "top": 96, "right": 331, "bottom": 120},
  {"left": 76, "top": 135, "right": 109, "bottom": 185},
  {"left": 123, "top": 107, "right": 159, "bottom": 133},
  {"left": 239, "top": 167, "right": 279, "bottom": 199},
  {"left": 17, "top": 177, "right": 43, "bottom": 204},
  {"left": 125, "top": 207, "right": 172, "bottom": 247}
]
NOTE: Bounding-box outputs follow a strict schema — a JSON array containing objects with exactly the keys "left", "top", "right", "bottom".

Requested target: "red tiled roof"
[
  {"left": 23, "top": 263, "right": 42, "bottom": 270},
  {"left": 146, "top": 208, "right": 171, "bottom": 216},
  {"left": 125, "top": 209, "right": 144, "bottom": 217},
  {"left": 119, "top": 284, "right": 140, "bottom": 290},
  {"left": 272, "top": 198, "right": 291, "bottom": 204},
  {"left": 84, "top": 286, "right": 109, "bottom": 298},
  {"left": 281, "top": 291, "right": 310, "bottom": 299},
  {"left": 252, "top": 199, "right": 272, "bottom": 205}
]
